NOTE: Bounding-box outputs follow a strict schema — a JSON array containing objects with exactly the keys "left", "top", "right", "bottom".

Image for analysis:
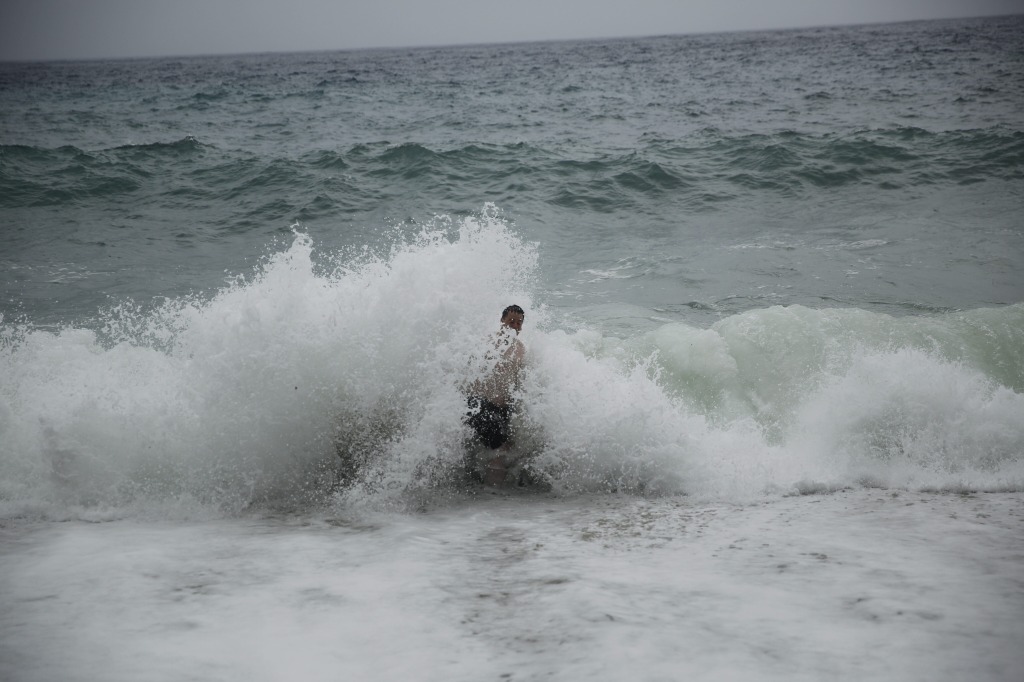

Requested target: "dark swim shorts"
[{"left": 465, "top": 396, "right": 512, "bottom": 450}]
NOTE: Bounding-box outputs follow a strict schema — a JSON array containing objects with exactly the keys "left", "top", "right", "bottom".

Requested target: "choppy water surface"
[
  {"left": 3, "top": 16, "right": 1024, "bottom": 682},
  {"left": 1, "top": 15, "right": 1023, "bottom": 518}
]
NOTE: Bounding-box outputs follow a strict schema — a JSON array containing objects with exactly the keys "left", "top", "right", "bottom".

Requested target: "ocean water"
[
  {"left": 2, "top": 16, "right": 1024, "bottom": 680},
  {"left": 3, "top": 15, "right": 1022, "bottom": 515}
]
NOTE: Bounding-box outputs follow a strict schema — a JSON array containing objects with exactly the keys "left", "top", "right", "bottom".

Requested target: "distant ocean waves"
[
  {"left": 2, "top": 126, "right": 1021, "bottom": 213},
  {"left": 3, "top": 16, "right": 1022, "bottom": 523}
]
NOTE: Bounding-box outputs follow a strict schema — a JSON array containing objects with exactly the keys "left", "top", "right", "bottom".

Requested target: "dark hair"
[{"left": 502, "top": 304, "right": 524, "bottom": 318}]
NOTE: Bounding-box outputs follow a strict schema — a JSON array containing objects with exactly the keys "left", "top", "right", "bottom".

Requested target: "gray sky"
[{"left": 1, "top": 0, "right": 1019, "bottom": 61}]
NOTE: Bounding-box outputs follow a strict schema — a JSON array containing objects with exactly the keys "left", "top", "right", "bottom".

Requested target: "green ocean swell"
[{"left": 3, "top": 126, "right": 1021, "bottom": 215}]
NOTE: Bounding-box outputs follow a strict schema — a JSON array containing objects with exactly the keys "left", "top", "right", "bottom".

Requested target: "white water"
[
  {"left": 1, "top": 210, "right": 1022, "bottom": 520},
  {"left": 2, "top": 491, "right": 1022, "bottom": 681},
  {"left": 2, "top": 211, "right": 1023, "bottom": 681}
]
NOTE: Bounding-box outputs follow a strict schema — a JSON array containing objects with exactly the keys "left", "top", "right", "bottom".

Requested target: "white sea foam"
[{"left": 1, "top": 212, "right": 1022, "bottom": 519}]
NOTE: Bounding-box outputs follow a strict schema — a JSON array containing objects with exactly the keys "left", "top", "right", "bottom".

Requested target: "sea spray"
[
  {"left": 2, "top": 213, "right": 1023, "bottom": 519},
  {"left": 0, "top": 208, "right": 539, "bottom": 517},
  {"left": 792, "top": 347, "right": 1024, "bottom": 490}
]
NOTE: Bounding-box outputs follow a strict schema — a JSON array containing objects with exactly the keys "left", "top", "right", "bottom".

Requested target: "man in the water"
[{"left": 465, "top": 305, "right": 526, "bottom": 484}]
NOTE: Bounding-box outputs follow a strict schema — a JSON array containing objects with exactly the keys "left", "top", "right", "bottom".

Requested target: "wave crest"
[{"left": 1, "top": 212, "right": 1021, "bottom": 519}]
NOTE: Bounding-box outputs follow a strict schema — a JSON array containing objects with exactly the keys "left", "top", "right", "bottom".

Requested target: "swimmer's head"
[{"left": 501, "top": 305, "right": 524, "bottom": 333}]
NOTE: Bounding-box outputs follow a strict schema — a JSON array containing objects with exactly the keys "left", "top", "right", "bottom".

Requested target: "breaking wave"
[{"left": 1, "top": 210, "right": 1022, "bottom": 519}]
